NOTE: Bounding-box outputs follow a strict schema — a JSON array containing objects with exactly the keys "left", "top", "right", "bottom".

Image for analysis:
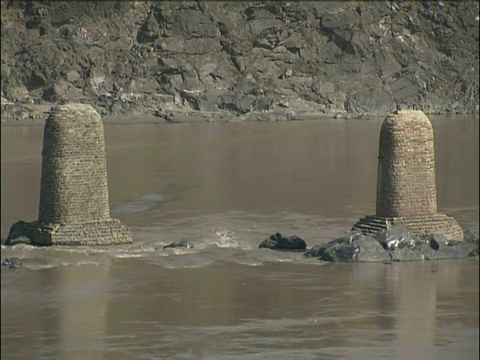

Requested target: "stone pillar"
[
  {"left": 39, "top": 104, "right": 111, "bottom": 223},
  {"left": 352, "top": 110, "right": 463, "bottom": 241},
  {"left": 376, "top": 110, "right": 437, "bottom": 217},
  {"left": 6, "top": 103, "right": 132, "bottom": 246}
]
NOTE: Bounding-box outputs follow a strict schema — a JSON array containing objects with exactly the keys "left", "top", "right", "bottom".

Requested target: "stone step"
[
  {"left": 352, "top": 214, "right": 464, "bottom": 241},
  {"left": 352, "top": 223, "right": 385, "bottom": 232},
  {"left": 357, "top": 218, "right": 388, "bottom": 226}
]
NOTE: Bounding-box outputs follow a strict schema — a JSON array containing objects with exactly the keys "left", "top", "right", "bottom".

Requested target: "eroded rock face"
[{"left": 1, "top": 1, "right": 478, "bottom": 123}]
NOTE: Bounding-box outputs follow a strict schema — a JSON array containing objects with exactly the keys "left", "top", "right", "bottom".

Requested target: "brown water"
[{"left": 1, "top": 116, "right": 479, "bottom": 359}]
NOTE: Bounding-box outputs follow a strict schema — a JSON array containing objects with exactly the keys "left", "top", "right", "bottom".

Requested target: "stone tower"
[
  {"left": 352, "top": 110, "right": 463, "bottom": 241},
  {"left": 39, "top": 104, "right": 112, "bottom": 224},
  {"left": 6, "top": 104, "right": 132, "bottom": 246}
]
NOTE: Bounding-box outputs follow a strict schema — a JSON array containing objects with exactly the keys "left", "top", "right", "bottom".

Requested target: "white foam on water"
[{"left": 0, "top": 211, "right": 353, "bottom": 269}]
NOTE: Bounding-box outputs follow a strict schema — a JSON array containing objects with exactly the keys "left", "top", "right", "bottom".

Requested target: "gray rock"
[
  {"left": 163, "top": 241, "right": 195, "bottom": 249},
  {"left": 307, "top": 226, "right": 480, "bottom": 262},
  {"left": 1, "top": 257, "right": 24, "bottom": 269},
  {"left": 66, "top": 70, "right": 80, "bottom": 83},
  {"left": 376, "top": 224, "right": 420, "bottom": 250},
  {"left": 305, "top": 231, "right": 390, "bottom": 263},
  {"left": 464, "top": 228, "right": 479, "bottom": 242}
]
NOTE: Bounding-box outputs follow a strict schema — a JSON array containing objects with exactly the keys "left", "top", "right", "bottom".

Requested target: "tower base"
[
  {"left": 6, "top": 219, "right": 132, "bottom": 246},
  {"left": 352, "top": 214, "right": 464, "bottom": 241}
]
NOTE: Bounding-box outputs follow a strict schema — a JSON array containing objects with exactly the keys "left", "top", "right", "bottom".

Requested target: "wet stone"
[
  {"left": 305, "top": 227, "right": 479, "bottom": 263},
  {"left": 259, "top": 232, "right": 307, "bottom": 250},
  {"left": 1, "top": 257, "right": 24, "bottom": 269},
  {"left": 163, "top": 241, "right": 195, "bottom": 249}
]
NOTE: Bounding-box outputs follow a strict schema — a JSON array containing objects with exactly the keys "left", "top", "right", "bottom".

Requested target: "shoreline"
[{"left": 1, "top": 106, "right": 478, "bottom": 127}]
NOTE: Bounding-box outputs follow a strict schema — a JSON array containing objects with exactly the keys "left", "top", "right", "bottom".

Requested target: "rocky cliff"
[{"left": 1, "top": 1, "right": 479, "bottom": 123}]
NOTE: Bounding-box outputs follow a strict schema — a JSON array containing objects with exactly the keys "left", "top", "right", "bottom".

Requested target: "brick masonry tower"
[
  {"left": 352, "top": 110, "right": 463, "bottom": 241},
  {"left": 39, "top": 104, "right": 112, "bottom": 224},
  {"left": 7, "top": 104, "right": 132, "bottom": 245}
]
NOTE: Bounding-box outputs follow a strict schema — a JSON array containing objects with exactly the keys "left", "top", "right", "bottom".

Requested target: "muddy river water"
[{"left": 1, "top": 115, "right": 478, "bottom": 359}]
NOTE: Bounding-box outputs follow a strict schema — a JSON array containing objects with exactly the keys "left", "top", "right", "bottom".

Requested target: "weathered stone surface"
[
  {"left": 306, "top": 231, "right": 390, "bottom": 263},
  {"left": 305, "top": 109, "right": 477, "bottom": 262},
  {"left": 464, "top": 228, "right": 480, "bottom": 242},
  {"left": 39, "top": 104, "right": 111, "bottom": 224},
  {"left": 6, "top": 219, "right": 131, "bottom": 246},
  {"left": 306, "top": 227, "right": 479, "bottom": 263},
  {"left": 1, "top": 1, "right": 478, "bottom": 123},
  {"left": 353, "top": 110, "right": 463, "bottom": 241},
  {"left": 5, "top": 104, "right": 132, "bottom": 246},
  {"left": 259, "top": 232, "right": 306, "bottom": 250}
]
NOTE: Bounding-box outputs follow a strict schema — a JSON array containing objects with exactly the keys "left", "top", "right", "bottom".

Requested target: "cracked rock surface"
[{"left": 1, "top": 1, "right": 478, "bottom": 123}]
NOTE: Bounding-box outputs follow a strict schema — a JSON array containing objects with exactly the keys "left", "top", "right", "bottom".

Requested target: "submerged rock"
[
  {"left": 1, "top": 257, "right": 24, "bottom": 269},
  {"left": 163, "top": 241, "right": 195, "bottom": 249},
  {"left": 5, "top": 220, "right": 36, "bottom": 245},
  {"left": 259, "top": 232, "right": 306, "bottom": 250},
  {"left": 306, "top": 226, "right": 480, "bottom": 262}
]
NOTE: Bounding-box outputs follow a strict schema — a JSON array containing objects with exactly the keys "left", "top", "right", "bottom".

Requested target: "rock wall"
[{"left": 1, "top": 1, "right": 479, "bottom": 122}]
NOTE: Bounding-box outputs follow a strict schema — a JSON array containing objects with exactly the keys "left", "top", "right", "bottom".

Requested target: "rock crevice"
[{"left": 1, "top": 1, "right": 478, "bottom": 123}]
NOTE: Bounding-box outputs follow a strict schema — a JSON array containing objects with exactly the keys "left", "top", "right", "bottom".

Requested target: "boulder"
[
  {"left": 306, "top": 226, "right": 480, "bottom": 262},
  {"left": 162, "top": 240, "right": 195, "bottom": 249},
  {"left": 461, "top": 229, "right": 480, "bottom": 257},
  {"left": 259, "top": 232, "right": 306, "bottom": 250},
  {"left": 1, "top": 257, "right": 24, "bottom": 269},
  {"left": 305, "top": 231, "right": 390, "bottom": 263},
  {"left": 5, "top": 220, "right": 36, "bottom": 245}
]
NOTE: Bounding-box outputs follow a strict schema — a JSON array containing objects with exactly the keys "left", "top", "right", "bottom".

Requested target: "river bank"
[{"left": 1, "top": 1, "right": 479, "bottom": 124}]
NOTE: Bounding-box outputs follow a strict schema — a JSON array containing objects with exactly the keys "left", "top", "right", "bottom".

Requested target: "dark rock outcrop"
[
  {"left": 1, "top": 1, "right": 478, "bottom": 123},
  {"left": 259, "top": 232, "right": 306, "bottom": 250},
  {"left": 463, "top": 229, "right": 480, "bottom": 256},
  {"left": 1, "top": 257, "right": 24, "bottom": 269},
  {"left": 6, "top": 220, "right": 36, "bottom": 245},
  {"left": 162, "top": 240, "right": 195, "bottom": 249},
  {"left": 306, "top": 226, "right": 480, "bottom": 262}
]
